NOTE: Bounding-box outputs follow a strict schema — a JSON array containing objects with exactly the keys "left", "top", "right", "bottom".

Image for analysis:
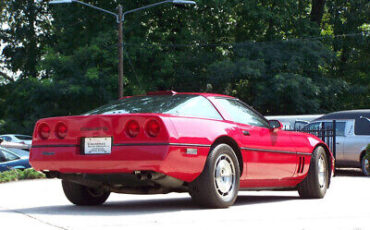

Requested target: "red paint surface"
[{"left": 30, "top": 92, "right": 334, "bottom": 188}]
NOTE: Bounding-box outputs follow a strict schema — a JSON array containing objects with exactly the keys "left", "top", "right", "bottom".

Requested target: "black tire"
[
  {"left": 298, "top": 146, "right": 329, "bottom": 198},
  {"left": 361, "top": 155, "right": 370, "bottom": 176},
  {"left": 189, "top": 144, "right": 240, "bottom": 208},
  {"left": 62, "top": 180, "right": 110, "bottom": 206}
]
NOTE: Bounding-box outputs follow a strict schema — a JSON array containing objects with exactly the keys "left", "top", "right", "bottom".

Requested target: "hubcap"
[
  {"left": 214, "top": 154, "right": 236, "bottom": 200},
  {"left": 318, "top": 155, "right": 327, "bottom": 189}
]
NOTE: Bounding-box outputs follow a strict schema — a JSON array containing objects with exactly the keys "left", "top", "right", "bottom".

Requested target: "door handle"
[{"left": 242, "top": 130, "right": 250, "bottom": 136}]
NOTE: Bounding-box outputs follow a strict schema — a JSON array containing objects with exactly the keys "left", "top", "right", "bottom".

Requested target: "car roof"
[{"left": 313, "top": 109, "right": 370, "bottom": 121}]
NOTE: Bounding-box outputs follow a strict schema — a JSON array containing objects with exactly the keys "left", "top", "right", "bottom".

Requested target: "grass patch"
[{"left": 0, "top": 168, "right": 45, "bottom": 183}]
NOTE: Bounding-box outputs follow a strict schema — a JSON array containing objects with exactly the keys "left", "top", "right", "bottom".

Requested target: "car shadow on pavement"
[
  {"left": 1, "top": 195, "right": 298, "bottom": 216},
  {"left": 335, "top": 168, "right": 366, "bottom": 177}
]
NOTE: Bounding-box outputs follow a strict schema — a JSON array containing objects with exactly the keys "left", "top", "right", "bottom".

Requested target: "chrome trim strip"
[
  {"left": 32, "top": 144, "right": 79, "bottom": 148},
  {"left": 241, "top": 147, "right": 310, "bottom": 156},
  {"left": 32, "top": 143, "right": 211, "bottom": 148}
]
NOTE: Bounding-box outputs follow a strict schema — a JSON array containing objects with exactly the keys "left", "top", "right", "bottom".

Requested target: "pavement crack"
[{"left": 0, "top": 205, "right": 69, "bottom": 230}]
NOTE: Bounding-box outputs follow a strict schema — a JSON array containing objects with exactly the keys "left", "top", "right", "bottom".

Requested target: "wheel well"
[
  {"left": 360, "top": 150, "right": 367, "bottom": 162},
  {"left": 212, "top": 136, "right": 243, "bottom": 175}
]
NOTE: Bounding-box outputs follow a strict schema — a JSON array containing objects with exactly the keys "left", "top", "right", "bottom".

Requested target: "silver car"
[{"left": 304, "top": 110, "right": 370, "bottom": 176}]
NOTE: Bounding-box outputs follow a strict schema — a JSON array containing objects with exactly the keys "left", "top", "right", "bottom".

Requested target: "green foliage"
[
  {"left": 0, "top": 169, "right": 45, "bottom": 183},
  {"left": 0, "top": 0, "right": 369, "bottom": 134},
  {"left": 366, "top": 144, "right": 370, "bottom": 162}
]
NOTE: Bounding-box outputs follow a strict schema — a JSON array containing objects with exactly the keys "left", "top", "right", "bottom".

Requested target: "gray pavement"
[{"left": 0, "top": 169, "right": 369, "bottom": 230}]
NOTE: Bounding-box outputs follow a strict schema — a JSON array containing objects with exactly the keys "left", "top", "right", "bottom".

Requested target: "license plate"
[{"left": 83, "top": 137, "right": 112, "bottom": 154}]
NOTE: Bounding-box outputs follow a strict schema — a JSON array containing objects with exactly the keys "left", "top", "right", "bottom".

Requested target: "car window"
[
  {"left": 303, "top": 122, "right": 321, "bottom": 131},
  {"left": 0, "top": 149, "right": 19, "bottom": 162},
  {"left": 86, "top": 95, "right": 222, "bottom": 120},
  {"left": 15, "top": 135, "right": 32, "bottom": 140},
  {"left": 0, "top": 136, "right": 12, "bottom": 142},
  {"left": 213, "top": 98, "right": 269, "bottom": 128},
  {"left": 355, "top": 117, "right": 370, "bottom": 135},
  {"left": 323, "top": 122, "right": 346, "bottom": 136},
  {"left": 294, "top": 121, "right": 309, "bottom": 130}
]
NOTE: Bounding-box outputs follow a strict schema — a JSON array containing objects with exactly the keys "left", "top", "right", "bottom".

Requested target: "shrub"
[
  {"left": 0, "top": 169, "right": 45, "bottom": 183},
  {"left": 366, "top": 144, "right": 370, "bottom": 161}
]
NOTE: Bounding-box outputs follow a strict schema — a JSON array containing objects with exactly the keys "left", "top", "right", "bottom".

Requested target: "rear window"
[
  {"left": 86, "top": 95, "right": 222, "bottom": 120},
  {"left": 15, "top": 135, "right": 32, "bottom": 140},
  {"left": 355, "top": 117, "right": 370, "bottom": 135}
]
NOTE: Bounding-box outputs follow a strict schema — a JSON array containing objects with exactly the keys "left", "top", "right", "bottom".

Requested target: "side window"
[
  {"left": 0, "top": 150, "right": 19, "bottom": 162},
  {"left": 213, "top": 98, "right": 269, "bottom": 127},
  {"left": 355, "top": 117, "right": 370, "bottom": 135},
  {"left": 165, "top": 96, "right": 222, "bottom": 120},
  {"left": 323, "top": 122, "right": 346, "bottom": 136},
  {"left": 1, "top": 136, "right": 11, "bottom": 142},
  {"left": 303, "top": 122, "right": 321, "bottom": 131},
  {"left": 294, "top": 121, "right": 309, "bottom": 131}
]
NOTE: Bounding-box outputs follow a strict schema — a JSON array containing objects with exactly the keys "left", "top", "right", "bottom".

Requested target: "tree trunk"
[{"left": 310, "top": 0, "right": 326, "bottom": 25}]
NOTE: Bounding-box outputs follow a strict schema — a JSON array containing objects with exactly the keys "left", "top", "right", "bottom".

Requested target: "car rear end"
[{"left": 30, "top": 114, "right": 173, "bottom": 174}]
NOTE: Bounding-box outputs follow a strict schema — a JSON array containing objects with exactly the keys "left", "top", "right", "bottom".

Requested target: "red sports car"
[{"left": 30, "top": 91, "right": 334, "bottom": 208}]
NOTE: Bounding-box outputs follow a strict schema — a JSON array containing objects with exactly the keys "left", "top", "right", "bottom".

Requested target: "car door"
[
  {"left": 321, "top": 120, "right": 347, "bottom": 164},
  {"left": 211, "top": 98, "right": 297, "bottom": 180}
]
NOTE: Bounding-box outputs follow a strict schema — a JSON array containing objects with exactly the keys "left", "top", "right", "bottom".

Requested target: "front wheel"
[
  {"left": 361, "top": 155, "right": 370, "bottom": 176},
  {"left": 62, "top": 180, "right": 110, "bottom": 206},
  {"left": 298, "top": 146, "right": 329, "bottom": 199},
  {"left": 189, "top": 144, "right": 240, "bottom": 208}
]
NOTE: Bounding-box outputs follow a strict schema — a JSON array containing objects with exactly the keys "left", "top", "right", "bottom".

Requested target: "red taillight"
[
  {"left": 145, "top": 120, "right": 160, "bottom": 137},
  {"left": 55, "top": 122, "right": 68, "bottom": 139},
  {"left": 125, "top": 120, "right": 140, "bottom": 138},
  {"left": 39, "top": 123, "right": 50, "bottom": 140}
]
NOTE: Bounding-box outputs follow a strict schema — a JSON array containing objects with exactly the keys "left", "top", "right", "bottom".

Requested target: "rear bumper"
[{"left": 30, "top": 144, "right": 210, "bottom": 182}]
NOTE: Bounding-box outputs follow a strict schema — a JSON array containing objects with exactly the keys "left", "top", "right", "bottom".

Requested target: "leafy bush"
[
  {"left": 0, "top": 169, "right": 45, "bottom": 183},
  {"left": 366, "top": 144, "right": 370, "bottom": 162}
]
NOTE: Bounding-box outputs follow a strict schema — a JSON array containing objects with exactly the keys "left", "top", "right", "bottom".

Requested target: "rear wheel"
[
  {"left": 189, "top": 144, "right": 240, "bottom": 208},
  {"left": 62, "top": 180, "right": 110, "bottom": 206},
  {"left": 298, "top": 146, "right": 329, "bottom": 199},
  {"left": 361, "top": 156, "right": 370, "bottom": 176}
]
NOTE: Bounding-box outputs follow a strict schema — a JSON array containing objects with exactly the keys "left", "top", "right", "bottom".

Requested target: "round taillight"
[
  {"left": 56, "top": 123, "right": 68, "bottom": 139},
  {"left": 39, "top": 123, "right": 50, "bottom": 140},
  {"left": 125, "top": 120, "right": 140, "bottom": 138},
  {"left": 146, "top": 120, "right": 160, "bottom": 137}
]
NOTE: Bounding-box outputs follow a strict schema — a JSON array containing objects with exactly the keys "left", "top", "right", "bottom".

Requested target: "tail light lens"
[
  {"left": 56, "top": 122, "right": 68, "bottom": 139},
  {"left": 125, "top": 120, "right": 140, "bottom": 138},
  {"left": 146, "top": 120, "right": 160, "bottom": 137},
  {"left": 39, "top": 123, "right": 50, "bottom": 140}
]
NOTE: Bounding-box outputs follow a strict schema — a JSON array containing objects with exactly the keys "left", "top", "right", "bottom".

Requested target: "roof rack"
[{"left": 147, "top": 90, "right": 177, "bottom": 95}]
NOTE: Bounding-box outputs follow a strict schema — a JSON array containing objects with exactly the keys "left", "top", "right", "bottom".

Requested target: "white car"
[{"left": 0, "top": 134, "right": 32, "bottom": 146}]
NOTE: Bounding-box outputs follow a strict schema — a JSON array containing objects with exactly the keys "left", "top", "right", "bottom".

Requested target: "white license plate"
[{"left": 84, "top": 137, "right": 112, "bottom": 154}]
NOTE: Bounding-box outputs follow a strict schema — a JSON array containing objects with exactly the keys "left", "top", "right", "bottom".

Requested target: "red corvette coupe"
[{"left": 30, "top": 91, "right": 334, "bottom": 208}]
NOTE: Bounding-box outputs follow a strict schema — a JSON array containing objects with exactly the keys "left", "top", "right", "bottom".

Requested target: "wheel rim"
[
  {"left": 214, "top": 154, "right": 236, "bottom": 200},
  {"left": 364, "top": 158, "right": 369, "bottom": 174},
  {"left": 318, "top": 154, "right": 327, "bottom": 189}
]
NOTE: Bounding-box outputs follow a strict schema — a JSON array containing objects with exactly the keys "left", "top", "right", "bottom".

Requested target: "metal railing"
[{"left": 285, "top": 120, "right": 337, "bottom": 159}]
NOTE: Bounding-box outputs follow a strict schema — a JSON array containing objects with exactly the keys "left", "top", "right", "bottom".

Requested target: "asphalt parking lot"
[{"left": 0, "top": 169, "right": 369, "bottom": 230}]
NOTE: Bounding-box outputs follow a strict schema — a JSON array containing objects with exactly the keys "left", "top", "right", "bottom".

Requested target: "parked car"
[
  {"left": 0, "top": 134, "right": 32, "bottom": 146},
  {"left": 8, "top": 148, "right": 29, "bottom": 157},
  {"left": 266, "top": 114, "right": 323, "bottom": 130},
  {"left": 30, "top": 91, "right": 334, "bottom": 208},
  {"left": 303, "top": 110, "right": 370, "bottom": 176},
  {"left": 0, "top": 147, "right": 31, "bottom": 172}
]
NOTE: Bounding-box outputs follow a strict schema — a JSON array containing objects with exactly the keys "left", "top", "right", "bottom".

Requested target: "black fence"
[{"left": 286, "top": 120, "right": 337, "bottom": 159}]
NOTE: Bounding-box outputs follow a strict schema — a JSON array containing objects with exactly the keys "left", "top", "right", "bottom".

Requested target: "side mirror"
[{"left": 269, "top": 120, "right": 283, "bottom": 131}]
